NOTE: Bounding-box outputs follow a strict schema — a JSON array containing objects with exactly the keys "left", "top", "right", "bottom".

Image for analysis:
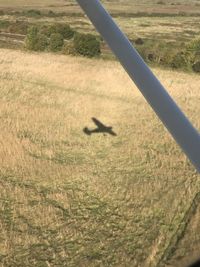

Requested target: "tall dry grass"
[{"left": 0, "top": 48, "right": 200, "bottom": 267}]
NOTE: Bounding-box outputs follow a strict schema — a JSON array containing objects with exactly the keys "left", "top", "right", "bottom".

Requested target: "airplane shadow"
[
  {"left": 187, "top": 259, "right": 200, "bottom": 267},
  {"left": 83, "top": 117, "right": 117, "bottom": 137}
]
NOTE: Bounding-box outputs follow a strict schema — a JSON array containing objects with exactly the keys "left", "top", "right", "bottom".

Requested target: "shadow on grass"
[
  {"left": 83, "top": 117, "right": 117, "bottom": 136},
  {"left": 187, "top": 258, "right": 200, "bottom": 267}
]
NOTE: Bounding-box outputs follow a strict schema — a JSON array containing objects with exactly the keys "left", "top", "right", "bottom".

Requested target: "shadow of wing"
[
  {"left": 109, "top": 129, "right": 117, "bottom": 136},
  {"left": 92, "top": 117, "right": 106, "bottom": 129}
]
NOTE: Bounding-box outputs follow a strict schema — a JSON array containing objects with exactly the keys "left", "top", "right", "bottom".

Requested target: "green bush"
[
  {"left": 192, "top": 61, "right": 200, "bottom": 73},
  {"left": 186, "top": 37, "right": 200, "bottom": 55},
  {"left": 160, "top": 50, "right": 176, "bottom": 66},
  {"left": 135, "top": 38, "right": 144, "bottom": 45},
  {"left": 49, "top": 33, "right": 64, "bottom": 52},
  {"left": 40, "top": 24, "right": 75, "bottom": 39},
  {"left": 147, "top": 52, "right": 158, "bottom": 62},
  {"left": 8, "top": 21, "right": 29, "bottom": 35},
  {"left": 25, "top": 26, "right": 38, "bottom": 50},
  {"left": 55, "top": 24, "right": 75, "bottom": 39},
  {"left": 136, "top": 46, "right": 161, "bottom": 64},
  {"left": 25, "top": 9, "right": 41, "bottom": 17},
  {"left": 39, "top": 25, "right": 53, "bottom": 37},
  {"left": 136, "top": 46, "right": 147, "bottom": 62},
  {"left": 73, "top": 33, "right": 101, "bottom": 57},
  {"left": 136, "top": 40, "right": 172, "bottom": 65},
  {"left": 171, "top": 51, "right": 194, "bottom": 70},
  {"left": 47, "top": 10, "right": 56, "bottom": 17},
  {"left": 157, "top": 1, "right": 165, "bottom": 4},
  {"left": 25, "top": 26, "right": 48, "bottom": 51},
  {"left": 62, "top": 41, "right": 76, "bottom": 55},
  {"left": 35, "top": 34, "right": 48, "bottom": 51},
  {"left": 0, "top": 20, "right": 11, "bottom": 30}
]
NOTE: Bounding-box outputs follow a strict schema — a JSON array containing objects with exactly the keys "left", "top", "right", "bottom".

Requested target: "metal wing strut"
[{"left": 76, "top": 0, "right": 200, "bottom": 173}]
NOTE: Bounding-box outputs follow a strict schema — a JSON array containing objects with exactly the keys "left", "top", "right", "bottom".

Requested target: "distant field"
[
  {"left": 0, "top": 49, "right": 199, "bottom": 267},
  {"left": 1, "top": 0, "right": 77, "bottom": 13},
  {"left": 1, "top": 0, "right": 200, "bottom": 14},
  {"left": 0, "top": 0, "right": 68, "bottom": 9}
]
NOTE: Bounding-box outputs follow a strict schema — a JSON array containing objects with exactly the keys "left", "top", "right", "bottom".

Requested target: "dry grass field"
[
  {"left": 0, "top": 1, "right": 200, "bottom": 266},
  {"left": 168, "top": 196, "right": 200, "bottom": 267},
  {"left": 0, "top": 0, "right": 70, "bottom": 11},
  {"left": 1, "top": 0, "right": 200, "bottom": 14},
  {"left": 0, "top": 48, "right": 200, "bottom": 267}
]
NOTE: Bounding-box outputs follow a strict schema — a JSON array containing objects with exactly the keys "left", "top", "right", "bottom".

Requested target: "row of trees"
[
  {"left": 25, "top": 23, "right": 200, "bottom": 72},
  {"left": 25, "top": 23, "right": 101, "bottom": 57}
]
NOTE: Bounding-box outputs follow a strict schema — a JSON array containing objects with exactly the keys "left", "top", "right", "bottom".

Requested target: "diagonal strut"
[{"left": 76, "top": 0, "right": 200, "bottom": 173}]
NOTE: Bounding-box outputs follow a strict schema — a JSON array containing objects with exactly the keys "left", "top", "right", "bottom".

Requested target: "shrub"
[
  {"left": 160, "top": 50, "right": 176, "bottom": 66},
  {"left": 62, "top": 41, "right": 76, "bottom": 55},
  {"left": 26, "top": 9, "right": 41, "bottom": 17},
  {"left": 136, "top": 46, "right": 161, "bottom": 64},
  {"left": 135, "top": 38, "right": 144, "bottom": 45},
  {"left": 157, "top": 1, "right": 165, "bottom": 4},
  {"left": 55, "top": 24, "right": 75, "bottom": 40},
  {"left": 136, "top": 39, "right": 172, "bottom": 65},
  {"left": 8, "top": 21, "right": 29, "bottom": 35},
  {"left": 40, "top": 23, "right": 75, "bottom": 39},
  {"left": 0, "top": 20, "right": 10, "bottom": 30},
  {"left": 49, "top": 33, "right": 64, "bottom": 52},
  {"left": 73, "top": 33, "right": 101, "bottom": 57},
  {"left": 25, "top": 26, "right": 38, "bottom": 50},
  {"left": 25, "top": 26, "right": 48, "bottom": 51},
  {"left": 186, "top": 37, "right": 200, "bottom": 56},
  {"left": 39, "top": 25, "right": 53, "bottom": 37},
  {"left": 47, "top": 10, "right": 56, "bottom": 17},
  {"left": 35, "top": 34, "right": 48, "bottom": 51},
  {"left": 171, "top": 51, "right": 194, "bottom": 70},
  {"left": 135, "top": 46, "right": 147, "bottom": 61},
  {"left": 192, "top": 61, "right": 200, "bottom": 73},
  {"left": 147, "top": 52, "right": 157, "bottom": 62}
]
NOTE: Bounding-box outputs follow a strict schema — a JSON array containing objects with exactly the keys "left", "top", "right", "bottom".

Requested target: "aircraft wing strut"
[{"left": 76, "top": 0, "right": 200, "bottom": 173}]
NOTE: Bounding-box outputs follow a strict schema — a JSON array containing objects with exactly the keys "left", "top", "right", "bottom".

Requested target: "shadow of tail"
[{"left": 83, "top": 127, "right": 92, "bottom": 136}]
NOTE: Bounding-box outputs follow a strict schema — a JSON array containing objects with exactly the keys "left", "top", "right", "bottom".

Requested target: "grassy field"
[
  {"left": 1, "top": 0, "right": 200, "bottom": 34},
  {"left": 167, "top": 192, "right": 200, "bottom": 267},
  {"left": 0, "top": 48, "right": 199, "bottom": 267},
  {"left": 0, "top": 0, "right": 69, "bottom": 11},
  {"left": 0, "top": 0, "right": 200, "bottom": 266}
]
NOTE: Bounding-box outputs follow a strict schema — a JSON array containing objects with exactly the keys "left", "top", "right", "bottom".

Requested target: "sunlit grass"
[{"left": 0, "top": 49, "right": 199, "bottom": 266}]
